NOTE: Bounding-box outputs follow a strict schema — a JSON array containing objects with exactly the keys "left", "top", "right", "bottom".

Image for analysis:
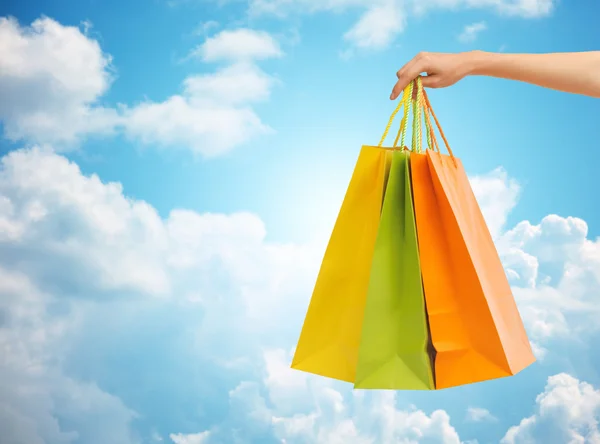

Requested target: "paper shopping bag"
[
  {"left": 354, "top": 150, "right": 435, "bottom": 390},
  {"left": 291, "top": 145, "right": 393, "bottom": 382},
  {"left": 411, "top": 89, "right": 536, "bottom": 389}
]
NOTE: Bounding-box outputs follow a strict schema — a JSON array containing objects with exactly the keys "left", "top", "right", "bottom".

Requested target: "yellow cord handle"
[
  {"left": 377, "top": 83, "right": 411, "bottom": 148},
  {"left": 378, "top": 77, "right": 454, "bottom": 158},
  {"left": 393, "top": 82, "right": 412, "bottom": 148}
]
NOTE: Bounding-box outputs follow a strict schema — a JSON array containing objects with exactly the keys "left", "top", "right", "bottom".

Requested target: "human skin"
[{"left": 390, "top": 50, "right": 600, "bottom": 99}]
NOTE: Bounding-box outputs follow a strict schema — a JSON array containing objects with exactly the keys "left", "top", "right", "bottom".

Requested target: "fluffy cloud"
[
  {"left": 373, "top": 394, "right": 461, "bottom": 443},
  {"left": 124, "top": 27, "right": 285, "bottom": 156},
  {"left": 170, "top": 431, "right": 211, "bottom": 443},
  {"left": 411, "top": 0, "right": 555, "bottom": 17},
  {"left": 171, "top": 356, "right": 600, "bottom": 444},
  {"left": 469, "top": 168, "right": 600, "bottom": 359},
  {"left": 0, "top": 16, "right": 119, "bottom": 146},
  {"left": 249, "top": 0, "right": 555, "bottom": 17},
  {"left": 343, "top": 2, "right": 406, "bottom": 50},
  {"left": 502, "top": 373, "right": 600, "bottom": 443},
  {"left": 248, "top": 0, "right": 370, "bottom": 17},
  {"left": 466, "top": 407, "right": 496, "bottom": 422},
  {"left": 122, "top": 28, "right": 282, "bottom": 157},
  {"left": 0, "top": 146, "right": 318, "bottom": 321},
  {"left": 246, "top": 0, "right": 555, "bottom": 50},
  {"left": 0, "top": 265, "right": 139, "bottom": 444},
  {"left": 0, "top": 146, "right": 320, "bottom": 442},
  {"left": 497, "top": 215, "right": 600, "bottom": 349},
  {"left": 172, "top": 349, "right": 463, "bottom": 443},
  {"left": 0, "top": 146, "right": 172, "bottom": 296},
  {"left": 0, "top": 146, "right": 598, "bottom": 443},
  {"left": 122, "top": 61, "right": 277, "bottom": 157},
  {"left": 0, "top": 17, "right": 282, "bottom": 156},
  {"left": 192, "top": 29, "right": 283, "bottom": 62},
  {"left": 458, "top": 21, "right": 487, "bottom": 43}
]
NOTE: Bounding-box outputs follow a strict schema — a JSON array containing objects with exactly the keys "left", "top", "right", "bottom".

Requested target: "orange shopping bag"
[{"left": 410, "top": 81, "right": 536, "bottom": 389}]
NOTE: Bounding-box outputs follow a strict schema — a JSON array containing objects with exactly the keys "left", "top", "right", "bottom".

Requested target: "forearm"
[{"left": 466, "top": 50, "right": 600, "bottom": 98}]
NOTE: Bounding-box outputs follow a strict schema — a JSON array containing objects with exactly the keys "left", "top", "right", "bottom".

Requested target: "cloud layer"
[
  {"left": 0, "top": 17, "right": 282, "bottom": 156},
  {"left": 247, "top": 0, "right": 556, "bottom": 51},
  {"left": 0, "top": 145, "right": 598, "bottom": 443}
]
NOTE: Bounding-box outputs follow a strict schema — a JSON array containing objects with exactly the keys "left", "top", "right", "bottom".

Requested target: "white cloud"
[
  {"left": 122, "top": 28, "right": 283, "bottom": 157},
  {"left": 192, "top": 20, "right": 219, "bottom": 37},
  {"left": 192, "top": 28, "right": 283, "bottom": 62},
  {"left": 0, "top": 264, "right": 139, "bottom": 444},
  {"left": 343, "top": 2, "right": 405, "bottom": 50},
  {"left": 251, "top": 0, "right": 557, "bottom": 18},
  {"left": 411, "top": 0, "right": 555, "bottom": 17},
  {"left": 458, "top": 21, "right": 487, "bottom": 42},
  {"left": 316, "top": 419, "right": 373, "bottom": 444},
  {"left": 0, "top": 146, "right": 172, "bottom": 296},
  {"left": 368, "top": 391, "right": 460, "bottom": 443},
  {"left": 172, "top": 353, "right": 600, "bottom": 444},
  {"left": 170, "top": 431, "right": 211, "bottom": 444},
  {"left": 0, "top": 142, "right": 598, "bottom": 443},
  {"left": 498, "top": 215, "right": 600, "bottom": 346},
  {"left": 469, "top": 168, "right": 600, "bottom": 356},
  {"left": 0, "top": 16, "right": 119, "bottom": 146},
  {"left": 176, "top": 348, "right": 462, "bottom": 443},
  {"left": 291, "top": 357, "right": 461, "bottom": 444},
  {"left": 248, "top": 0, "right": 370, "bottom": 17},
  {"left": 245, "top": 0, "right": 555, "bottom": 50},
  {"left": 466, "top": 407, "right": 496, "bottom": 422},
  {"left": 0, "top": 146, "right": 320, "bottom": 320},
  {"left": 0, "top": 17, "right": 282, "bottom": 157},
  {"left": 263, "top": 349, "right": 313, "bottom": 414},
  {"left": 502, "top": 373, "right": 600, "bottom": 444},
  {"left": 487, "top": 0, "right": 555, "bottom": 17},
  {"left": 0, "top": 145, "right": 321, "bottom": 443},
  {"left": 122, "top": 87, "right": 273, "bottom": 157}
]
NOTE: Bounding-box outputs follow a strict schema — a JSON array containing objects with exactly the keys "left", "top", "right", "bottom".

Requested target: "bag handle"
[
  {"left": 377, "top": 82, "right": 413, "bottom": 148},
  {"left": 412, "top": 76, "right": 424, "bottom": 153},
  {"left": 394, "top": 81, "right": 412, "bottom": 149},
  {"left": 418, "top": 82, "right": 455, "bottom": 159},
  {"left": 379, "top": 76, "right": 455, "bottom": 159}
]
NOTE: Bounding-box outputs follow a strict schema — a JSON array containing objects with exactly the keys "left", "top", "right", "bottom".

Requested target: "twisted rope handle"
[
  {"left": 395, "top": 81, "right": 413, "bottom": 148},
  {"left": 422, "top": 88, "right": 454, "bottom": 158},
  {"left": 411, "top": 82, "right": 419, "bottom": 152},
  {"left": 378, "top": 83, "right": 411, "bottom": 148},
  {"left": 378, "top": 76, "right": 453, "bottom": 158},
  {"left": 423, "top": 89, "right": 433, "bottom": 151},
  {"left": 416, "top": 77, "right": 425, "bottom": 153}
]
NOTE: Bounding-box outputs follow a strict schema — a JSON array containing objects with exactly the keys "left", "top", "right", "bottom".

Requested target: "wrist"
[{"left": 462, "top": 50, "right": 493, "bottom": 76}]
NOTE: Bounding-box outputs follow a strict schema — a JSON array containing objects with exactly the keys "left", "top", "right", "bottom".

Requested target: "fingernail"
[{"left": 390, "top": 93, "right": 395, "bottom": 100}]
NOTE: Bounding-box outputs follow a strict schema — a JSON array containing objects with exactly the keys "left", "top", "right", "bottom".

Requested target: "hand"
[{"left": 390, "top": 51, "right": 478, "bottom": 100}]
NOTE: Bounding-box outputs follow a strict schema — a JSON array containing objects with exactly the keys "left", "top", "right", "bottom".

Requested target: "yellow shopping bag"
[
  {"left": 291, "top": 145, "right": 392, "bottom": 382},
  {"left": 291, "top": 86, "right": 415, "bottom": 382}
]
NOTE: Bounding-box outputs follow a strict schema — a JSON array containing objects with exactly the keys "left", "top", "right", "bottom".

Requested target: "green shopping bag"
[{"left": 354, "top": 150, "right": 435, "bottom": 390}]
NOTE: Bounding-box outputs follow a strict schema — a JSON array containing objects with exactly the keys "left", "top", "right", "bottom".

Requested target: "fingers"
[
  {"left": 390, "top": 52, "right": 431, "bottom": 100},
  {"left": 420, "top": 74, "right": 439, "bottom": 88}
]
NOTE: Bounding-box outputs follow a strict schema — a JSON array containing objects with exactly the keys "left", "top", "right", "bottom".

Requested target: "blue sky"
[{"left": 0, "top": 0, "right": 599, "bottom": 443}]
